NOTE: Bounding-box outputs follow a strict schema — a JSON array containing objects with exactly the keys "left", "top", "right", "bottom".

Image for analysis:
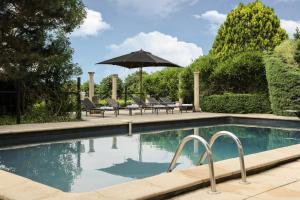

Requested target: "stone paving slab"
[
  {"left": 174, "top": 159, "right": 300, "bottom": 200},
  {"left": 0, "top": 111, "right": 299, "bottom": 135}
]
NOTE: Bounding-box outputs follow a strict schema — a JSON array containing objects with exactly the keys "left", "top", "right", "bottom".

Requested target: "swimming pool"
[{"left": 0, "top": 123, "right": 299, "bottom": 192}]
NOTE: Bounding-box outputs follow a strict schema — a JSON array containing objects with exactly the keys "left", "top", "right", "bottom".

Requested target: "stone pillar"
[
  {"left": 112, "top": 74, "right": 118, "bottom": 100},
  {"left": 88, "top": 72, "right": 95, "bottom": 100},
  {"left": 193, "top": 128, "right": 199, "bottom": 155},
  {"left": 194, "top": 71, "right": 200, "bottom": 112}
]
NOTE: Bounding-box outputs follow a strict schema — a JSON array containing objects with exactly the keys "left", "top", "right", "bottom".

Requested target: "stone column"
[
  {"left": 88, "top": 72, "right": 95, "bottom": 100},
  {"left": 194, "top": 71, "right": 200, "bottom": 112},
  {"left": 112, "top": 74, "right": 118, "bottom": 100}
]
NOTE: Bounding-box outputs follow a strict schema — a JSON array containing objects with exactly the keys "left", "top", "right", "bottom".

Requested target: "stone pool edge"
[{"left": 0, "top": 144, "right": 300, "bottom": 200}]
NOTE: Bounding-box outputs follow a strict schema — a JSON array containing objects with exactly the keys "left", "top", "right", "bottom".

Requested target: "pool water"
[{"left": 0, "top": 124, "right": 299, "bottom": 192}]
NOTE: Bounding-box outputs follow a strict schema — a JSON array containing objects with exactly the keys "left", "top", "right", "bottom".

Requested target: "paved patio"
[{"left": 173, "top": 159, "right": 300, "bottom": 200}]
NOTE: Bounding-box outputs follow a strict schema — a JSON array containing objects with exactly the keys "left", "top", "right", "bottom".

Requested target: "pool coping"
[{"left": 0, "top": 144, "right": 300, "bottom": 200}]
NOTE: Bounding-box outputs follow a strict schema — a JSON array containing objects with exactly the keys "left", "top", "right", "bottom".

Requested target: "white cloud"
[
  {"left": 108, "top": 31, "right": 203, "bottom": 67},
  {"left": 281, "top": 19, "right": 300, "bottom": 38},
  {"left": 111, "top": 0, "right": 198, "bottom": 16},
  {"left": 72, "top": 8, "right": 110, "bottom": 37},
  {"left": 194, "top": 10, "right": 226, "bottom": 34},
  {"left": 273, "top": 0, "right": 299, "bottom": 2}
]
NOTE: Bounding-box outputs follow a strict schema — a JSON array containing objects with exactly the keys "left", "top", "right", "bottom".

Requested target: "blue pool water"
[{"left": 0, "top": 124, "right": 299, "bottom": 192}]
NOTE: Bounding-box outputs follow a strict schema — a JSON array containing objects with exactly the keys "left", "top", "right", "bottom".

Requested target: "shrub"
[
  {"left": 181, "top": 51, "right": 269, "bottom": 99},
  {"left": 179, "top": 67, "right": 194, "bottom": 103},
  {"left": 211, "top": 51, "right": 268, "bottom": 94},
  {"left": 294, "top": 40, "right": 300, "bottom": 65},
  {"left": 190, "top": 55, "right": 217, "bottom": 95},
  {"left": 144, "top": 68, "right": 181, "bottom": 101},
  {"left": 274, "top": 40, "right": 297, "bottom": 65},
  {"left": 99, "top": 99, "right": 108, "bottom": 106},
  {"left": 201, "top": 93, "right": 271, "bottom": 113},
  {"left": 98, "top": 75, "right": 124, "bottom": 99},
  {"left": 264, "top": 55, "right": 300, "bottom": 115}
]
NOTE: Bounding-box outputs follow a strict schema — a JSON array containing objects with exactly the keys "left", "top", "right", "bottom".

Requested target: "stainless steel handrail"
[
  {"left": 198, "top": 131, "right": 248, "bottom": 184},
  {"left": 167, "top": 135, "right": 218, "bottom": 193}
]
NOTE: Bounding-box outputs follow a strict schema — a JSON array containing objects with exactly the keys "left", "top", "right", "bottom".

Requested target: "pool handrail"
[
  {"left": 167, "top": 135, "right": 218, "bottom": 193},
  {"left": 198, "top": 131, "right": 248, "bottom": 184}
]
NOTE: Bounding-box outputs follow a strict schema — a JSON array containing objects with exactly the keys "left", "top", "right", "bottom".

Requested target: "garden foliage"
[
  {"left": 98, "top": 75, "right": 124, "bottom": 99},
  {"left": 210, "top": 0, "right": 287, "bottom": 59},
  {"left": 144, "top": 68, "right": 181, "bottom": 101},
  {"left": 265, "top": 41, "right": 300, "bottom": 115},
  {"left": 201, "top": 93, "right": 271, "bottom": 113},
  {"left": 0, "top": 0, "right": 86, "bottom": 118}
]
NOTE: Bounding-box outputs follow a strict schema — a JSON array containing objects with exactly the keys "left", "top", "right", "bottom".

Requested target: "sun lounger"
[
  {"left": 81, "top": 98, "right": 106, "bottom": 117},
  {"left": 179, "top": 103, "right": 194, "bottom": 113},
  {"left": 146, "top": 97, "right": 174, "bottom": 114},
  {"left": 126, "top": 104, "right": 142, "bottom": 115},
  {"left": 108, "top": 98, "right": 142, "bottom": 116},
  {"left": 132, "top": 96, "right": 154, "bottom": 114},
  {"left": 286, "top": 110, "right": 300, "bottom": 118},
  {"left": 160, "top": 97, "right": 194, "bottom": 113},
  {"left": 107, "top": 98, "right": 121, "bottom": 117}
]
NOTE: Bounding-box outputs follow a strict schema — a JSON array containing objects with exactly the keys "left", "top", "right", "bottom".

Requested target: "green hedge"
[
  {"left": 265, "top": 55, "right": 300, "bottom": 116},
  {"left": 201, "top": 93, "right": 271, "bottom": 113}
]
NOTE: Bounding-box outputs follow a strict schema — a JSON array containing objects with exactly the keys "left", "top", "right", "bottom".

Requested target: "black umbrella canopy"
[
  {"left": 96, "top": 49, "right": 182, "bottom": 100},
  {"left": 96, "top": 49, "right": 181, "bottom": 68}
]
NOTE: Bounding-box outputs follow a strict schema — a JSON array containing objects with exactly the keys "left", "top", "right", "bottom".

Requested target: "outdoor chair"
[
  {"left": 81, "top": 98, "right": 106, "bottom": 117},
  {"left": 132, "top": 96, "right": 154, "bottom": 114},
  {"left": 286, "top": 110, "right": 300, "bottom": 118},
  {"left": 159, "top": 97, "right": 178, "bottom": 107},
  {"left": 107, "top": 98, "right": 121, "bottom": 117},
  {"left": 160, "top": 97, "right": 194, "bottom": 113},
  {"left": 108, "top": 98, "right": 142, "bottom": 116},
  {"left": 179, "top": 102, "right": 194, "bottom": 113},
  {"left": 146, "top": 97, "right": 174, "bottom": 114}
]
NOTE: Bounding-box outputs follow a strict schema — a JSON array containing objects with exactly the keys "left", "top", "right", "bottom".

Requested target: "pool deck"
[
  {"left": 0, "top": 111, "right": 299, "bottom": 200},
  {"left": 174, "top": 159, "right": 300, "bottom": 200},
  {"left": 0, "top": 111, "right": 299, "bottom": 134}
]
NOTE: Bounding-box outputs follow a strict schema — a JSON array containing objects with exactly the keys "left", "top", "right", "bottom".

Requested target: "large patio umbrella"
[{"left": 96, "top": 49, "right": 181, "bottom": 99}]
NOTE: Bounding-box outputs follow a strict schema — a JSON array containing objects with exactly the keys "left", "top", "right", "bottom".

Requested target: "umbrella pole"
[{"left": 139, "top": 67, "right": 143, "bottom": 101}]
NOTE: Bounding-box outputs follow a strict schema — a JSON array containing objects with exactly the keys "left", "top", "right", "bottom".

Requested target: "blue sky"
[{"left": 70, "top": 0, "right": 300, "bottom": 83}]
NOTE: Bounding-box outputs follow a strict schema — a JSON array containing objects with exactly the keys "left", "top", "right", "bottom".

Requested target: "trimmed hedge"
[
  {"left": 265, "top": 55, "right": 300, "bottom": 116},
  {"left": 201, "top": 93, "right": 271, "bottom": 113}
]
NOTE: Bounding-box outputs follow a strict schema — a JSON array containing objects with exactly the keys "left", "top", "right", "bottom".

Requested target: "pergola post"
[
  {"left": 112, "top": 74, "right": 118, "bottom": 100},
  {"left": 194, "top": 71, "right": 201, "bottom": 112},
  {"left": 88, "top": 72, "right": 95, "bottom": 101}
]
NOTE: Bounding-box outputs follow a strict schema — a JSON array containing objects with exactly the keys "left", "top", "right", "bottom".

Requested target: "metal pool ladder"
[
  {"left": 198, "top": 131, "right": 248, "bottom": 184},
  {"left": 167, "top": 135, "right": 218, "bottom": 193}
]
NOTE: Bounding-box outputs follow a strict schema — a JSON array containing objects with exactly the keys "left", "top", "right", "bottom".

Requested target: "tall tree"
[
  {"left": 98, "top": 75, "right": 124, "bottom": 99},
  {"left": 0, "top": 0, "right": 86, "bottom": 114},
  {"left": 0, "top": 0, "right": 85, "bottom": 81},
  {"left": 210, "top": 0, "right": 288, "bottom": 59},
  {"left": 294, "top": 27, "right": 300, "bottom": 40},
  {"left": 294, "top": 40, "right": 300, "bottom": 65}
]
